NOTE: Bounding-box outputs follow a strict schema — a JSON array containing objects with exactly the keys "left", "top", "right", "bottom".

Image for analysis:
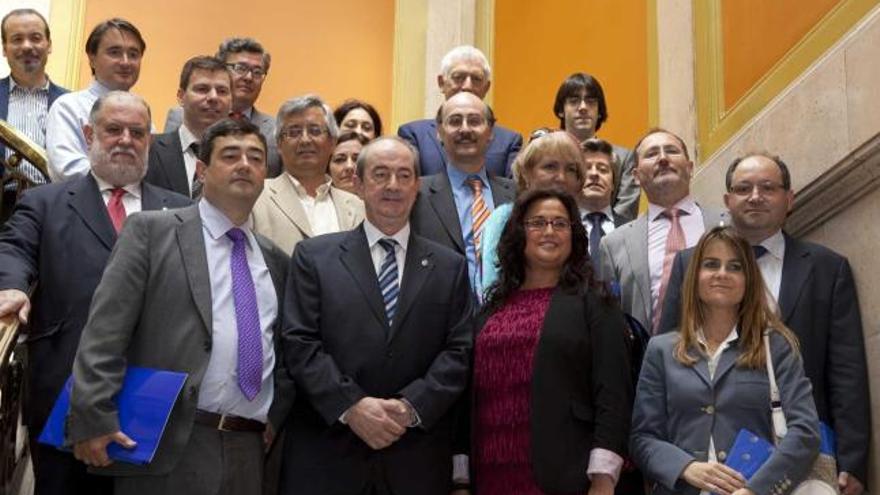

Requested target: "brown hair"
[{"left": 674, "top": 226, "right": 798, "bottom": 368}]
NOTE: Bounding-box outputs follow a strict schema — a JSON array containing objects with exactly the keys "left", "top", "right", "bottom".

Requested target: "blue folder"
[
  {"left": 38, "top": 366, "right": 188, "bottom": 465},
  {"left": 727, "top": 423, "right": 837, "bottom": 479}
]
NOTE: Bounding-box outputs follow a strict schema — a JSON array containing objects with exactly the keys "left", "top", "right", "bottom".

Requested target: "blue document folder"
[
  {"left": 38, "top": 366, "right": 188, "bottom": 465},
  {"left": 727, "top": 422, "right": 836, "bottom": 479}
]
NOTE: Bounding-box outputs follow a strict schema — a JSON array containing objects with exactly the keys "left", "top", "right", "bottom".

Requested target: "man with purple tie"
[{"left": 67, "top": 118, "right": 292, "bottom": 495}]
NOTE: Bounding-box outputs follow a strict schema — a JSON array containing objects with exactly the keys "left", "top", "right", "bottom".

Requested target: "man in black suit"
[
  {"left": 281, "top": 136, "right": 473, "bottom": 495},
  {"left": 659, "top": 153, "right": 870, "bottom": 494},
  {"left": 409, "top": 91, "right": 515, "bottom": 298},
  {"left": 0, "top": 91, "right": 190, "bottom": 495},
  {"left": 579, "top": 138, "right": 628, "bottom": 264},
  {"left": 145, "top": 55, "right": 231, "bottom": 198}
]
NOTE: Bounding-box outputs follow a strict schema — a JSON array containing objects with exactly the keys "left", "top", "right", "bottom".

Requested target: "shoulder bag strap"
[{"left": 763, "top": 330, "right": 788, "bottom": 442}]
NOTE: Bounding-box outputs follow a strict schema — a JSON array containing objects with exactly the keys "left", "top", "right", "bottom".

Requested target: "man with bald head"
[
  {"left": 0, "top": 91, "right": 189, "bottom": 495},
  {"left": 410, "top": 91, "right": 515, "bottom": 299},
  {"left": 398, "top": 45, "right": 522, "bottom": 177}
]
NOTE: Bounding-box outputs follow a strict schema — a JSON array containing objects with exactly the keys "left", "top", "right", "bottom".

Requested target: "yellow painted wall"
[
  {"left": 722, "top": 0, "right": 841, "bottom": 109},
  {"left": 493, "top": 0, "right": 649, "bottom": 150},
  {"left": 78, "top": 0, "right": 395, "bottom": 128}
]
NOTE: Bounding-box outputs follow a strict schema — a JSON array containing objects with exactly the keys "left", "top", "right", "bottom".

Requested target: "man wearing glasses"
[
  {"left": 164, "top": 37, "right": 281, "bottom": 177},
  {"left": 251, "top": 94, "right": 364, "bottom": 254}
]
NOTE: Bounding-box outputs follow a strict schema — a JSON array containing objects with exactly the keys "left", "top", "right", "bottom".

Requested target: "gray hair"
[
  {"left": 217, "top": 37, "right": 271, "bottom": 72},
  {"left": 89, "top": 91, "right": 151, "bottom": 125},
  {"left": 439, "top": 45, "right": 491, "bottom": 80},
  {"left": 356, "top": 136, "right": 421, "bottom": 179},
  {"left": 275, "top": 94, "right": 338, "bottom": 140}
]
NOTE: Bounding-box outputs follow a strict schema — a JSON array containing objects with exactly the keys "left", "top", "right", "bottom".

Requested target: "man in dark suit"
[
  {"left": 68, "top": 118, "right": 291, "bottom": 494},
  {"left": 164, "top": 37, "right": 280, "bottom": 177},
  {"left": 0, "top": 91, "right": 190, "bottom": 495},
  {"left": 281, "top": 136, "right": 473, "bottom": 495},
  {"left": 658, "top": 153, "right": 870, "bottom": 495},
  {"left": 0, "top": 8, "right": 68, "bottom": 214},
  {"left": 145, "top": 56, "right": 231, "bottom": 198},
  {"left": 579, "top": 138, "right": 628, "bottom": 262},
  {"left": 410, "top": 91, "right": 515, "bottom": 298},
  {"left": 398, "top": 45, "right": 521, "bottom": 177}
]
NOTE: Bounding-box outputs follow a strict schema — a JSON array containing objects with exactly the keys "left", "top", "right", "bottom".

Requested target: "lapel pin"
[{"left": 421, "top": 258, "right": 429, "bottom": 267}]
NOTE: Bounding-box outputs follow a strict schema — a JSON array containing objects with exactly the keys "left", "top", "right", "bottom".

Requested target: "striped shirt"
[{"left": 5, "top": 77, "right": 51, "bottom": 186}]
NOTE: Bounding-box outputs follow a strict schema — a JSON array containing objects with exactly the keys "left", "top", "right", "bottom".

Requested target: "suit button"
[
  {"left": 704, "top": 405, "right": 715, "bottom": 414},
  {"left": 717, "top": 450, "right": 726, "bottom": 461},
  {"left": 386, "top": 351, "right": 393, "bottom": 358}
]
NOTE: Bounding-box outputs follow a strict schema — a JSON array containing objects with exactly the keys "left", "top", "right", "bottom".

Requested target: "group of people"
[{"left": 0, "top": 9, "right": 871, "bottom": 495}]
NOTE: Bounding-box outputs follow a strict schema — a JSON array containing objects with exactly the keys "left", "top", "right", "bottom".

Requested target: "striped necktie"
[
  {"left": 378, "top": 238, "right": 399, "bottom": 325},
  {"left": 190, "top": 142, "right": 203, "bottom": 199},
  {"left": 468, "top": 177, "right": 489, "bottom": 277}
]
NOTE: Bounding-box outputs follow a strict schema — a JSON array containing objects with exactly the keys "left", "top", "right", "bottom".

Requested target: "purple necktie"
[{"left": 226, "top": 228, "right": 262, "bottom": 401}]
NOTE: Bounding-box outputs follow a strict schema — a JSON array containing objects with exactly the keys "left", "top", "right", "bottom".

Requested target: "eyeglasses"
[
  {"left": 448, "top": 71, "right": 486, "bottom": 86},
  {"left": 729, "top": 182, "right": 787, "bottom": 197},
  {"left": 524, "top": 217, "right": 573, "bottom": 232},
  {"left": 564, "top": 95, "right": 599, "bottom": 107},
  {"left": 278, "top": 125, "right": 327, "bottom": 140},
  {"left": 225, "top": 62, "right": 266, "bottom": 79},
  {"left": 443, "top": 114, "right": 487, "bottom": 130},
  {"left": 368, "top": 168, "right": 416, "bottom": 186}
]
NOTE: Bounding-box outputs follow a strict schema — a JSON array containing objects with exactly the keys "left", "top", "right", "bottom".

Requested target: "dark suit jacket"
[
  {"left": 410, "top": 172, "right": 515, "bottom": 257},
  {"left": 466, "top": 288, "right": 632, "bottom": 493},
  {"left": 658, "top": 233, "right": 870, "bottom": 482},
  {"left": 0, "top": 174, "right": 190, "bottom": 431},
  {"left": 67, "top": 205, "right": 292, "bottom": 476},
  {"left": 280, "top": 226, "right": 474, "bottom": 495},
  {"left": 144, "top": 131, "right": 190, "bottom": 198},
  {"left": 398, "top": 119, "right": 522, "bottom": 177},
  {"left": 0, "top": 76, "right": 68, "bottom": 178}
]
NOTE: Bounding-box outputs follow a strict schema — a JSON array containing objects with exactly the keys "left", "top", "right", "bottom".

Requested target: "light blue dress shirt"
[
  {"left": 445, "top": 164, "right": 495, "bottom": 297},
  {"left": 46, "top": 80, "right": 111, "bottom": 182}
]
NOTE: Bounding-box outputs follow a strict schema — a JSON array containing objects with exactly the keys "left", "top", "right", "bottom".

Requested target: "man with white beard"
[{"left": 0, "top": 91, "right": 190, "bottom": 495}]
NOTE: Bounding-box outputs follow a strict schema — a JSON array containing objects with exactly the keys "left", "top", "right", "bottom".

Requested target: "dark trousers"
[{"left": 30, "top": 437, "right": 113, "bottom": 495}]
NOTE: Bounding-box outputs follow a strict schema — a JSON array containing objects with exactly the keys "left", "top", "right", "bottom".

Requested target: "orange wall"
[
  {"left": 722, "top": 0, "right": 840, "bottom": 109},
  {"left": 79, "top": 0, "right": 395, "bottom": 130},
  {"left": 493, "top": 0, "right": 649, "bottom": 150}
]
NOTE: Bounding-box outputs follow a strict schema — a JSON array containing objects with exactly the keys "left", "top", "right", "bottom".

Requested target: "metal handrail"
[{"left": 0, "top": 119, "right": 49, "bottom": 181}]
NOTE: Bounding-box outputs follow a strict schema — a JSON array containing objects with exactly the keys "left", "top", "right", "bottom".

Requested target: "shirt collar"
[
  {"left": 91, "top": 171, "right": 142, "bottom": 199},
  {"left": 286, "top": 173, "right": 333, "bottom": 199},
  {"left": 8, "top": 76, "right": 50, "bottom": 93},
  {"left": 696, "top": 326, "right": 739, "bottom": 352},
  {"left": 446, "top": 162, "right": 489, "bottom": 189},
  {"left": 178, "top": 124, "right": 199, "bottom": 152},
  {"left": 198, "top": 197, "right": 254, "bottom": 243},
  {"left": 363, "top": 218, "right": 410, "bottom": 253},
  {"left": 755, "top": 229, "right": 785, "bottom": 261},
  {"left": 88, "top": 79, "right": 113, "bottom": 97},
  {"left": 581, "top": 205, "right": 614, "bottom": 221},
  {"left": 648, "top": 195, "right": 698, "bottom": 222}
]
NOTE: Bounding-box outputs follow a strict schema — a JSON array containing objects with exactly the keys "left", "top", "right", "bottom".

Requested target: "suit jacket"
[
  {"left": 410, "top": 172, "right": 516, "bottom": 257},
  {"left": 0, "top": 174, "right": 190, "bottom": 431},
  {"left": 280, "top": 226, "right": 474, "bottom": 495},
  {"left": 144, "top": 131, "right": 190, "bottom": 197},
  {"left": 597, "top": 206, "right": 727, "bottom": 331},
  {"left": 0, "top": 76, "right": 68, "bottom": 178},
  {"left": 66, "top": 204, "right": 292, "bottom": 477},
  {"left": 658, "top": 233, "right": 871, "bottom": 482},
  {"left": 163, "top": 106, "right": 281, "bottom": 177},
  {"left": 631, "top": 331, "right": 819, "bottom": 495},
  {"left": 469, "top": 288, "right": 632, "bottom": 493},
  {"left": 250, "top": 174, "right": 365, "bottom": 255},
  {"left": 610, "top": 143, "right": 639, "bottom": 223},
  {"left": 398, "top": 119, "right": 522, "bottom": 177}
]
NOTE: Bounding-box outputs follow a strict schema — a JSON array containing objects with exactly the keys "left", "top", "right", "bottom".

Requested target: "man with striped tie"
[
  {"left": 281, "top": 136, "right": 474, "bottom": 495},
  {"left": 410, "top": 91, "right": 515, "bottom": 300}
]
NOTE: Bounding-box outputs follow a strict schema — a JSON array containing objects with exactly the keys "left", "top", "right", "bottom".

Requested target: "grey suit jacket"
[
  {"left": 597, "top": 205, "right": 727, "bottom": 331},
  {"left": 250, "top": 175, "right": 365, "bottom": 255},
  {"left": 631, "top": 331, "right": 819, "bottom": 495},
  {"left": 163, "top": 106, "right": 281, "bottom": 177},
  {"left": 67, "top": 204, "right": 292, "bottom": 476},
  {"left": 610, "top": 143, "right": 639, "bottom": 223}
]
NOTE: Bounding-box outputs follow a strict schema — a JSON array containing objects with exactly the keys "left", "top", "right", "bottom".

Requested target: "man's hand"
[
  {"left": 346, "top": 397, "right": 406, "bottom": 450},
  {"left": 382, "top": 398, "right": 414, "bottom": 428},
  {"left": 681, "top": 461, "right": 746, "bottom": 495},
  {"left": 839, "top": 472, "right": 865, "bottom": 495},
  {"left": 73, "top": 431, "right": 136, "bottom": 467},
  {"left": 587, "top": 473, "right": 614, "bottom": 495},
  {"left": 0, "top": 289, "right": 30, "bottom": 324}
]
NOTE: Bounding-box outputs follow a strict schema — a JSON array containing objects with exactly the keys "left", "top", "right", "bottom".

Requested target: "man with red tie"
[{"left": 0, "top": 91, "right": 190, "bottom": 495}]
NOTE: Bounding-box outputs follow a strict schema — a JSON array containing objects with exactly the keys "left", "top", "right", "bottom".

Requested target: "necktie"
[
  {"left": 585, "top": 211, "right": 606, "bottom": 271},
  {"left": 378, "top": 238, "right": 399, "bottom": 325},
  {"left": 226, "top": 228, "right": 263, "bottom": 401},
  {"left": 468, "top": 177, "right": 489, "bottom": 282},
  {"left": 190, "top": 142, "right": 203, "bottom": 200},
  {"left": 107, "top": 188, "right": 127, "bottom": 233},
  {"left": 653, "top": 208, "right": 685, "bottom": 333},
  {"left": 752, "top": 245, "right": 769, "bottom": 259}
]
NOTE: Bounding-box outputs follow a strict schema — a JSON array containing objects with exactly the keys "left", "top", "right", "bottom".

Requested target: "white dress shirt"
[
  {"left": 178, "top": 124, "right": 199, "bottom": 192},
  {"left": 581, "top": 205, "right": 616, "bottom": 239},
  {"left": 46, "top": 80, "right": 111, "bottom": 182},
  {"left": 92, "top": 173, "right": 142, "bottom": 216},
  {"left": 647, "top": 196, "right": 705, "bottom": 309},
  {"left": 754, "top": 229, "right": 785, "bottom": 304},
  {"left": 286, "top": 173, "right": 341, "bottom": 235},
  {"left": 197, "top": 199, "right": 278, "bottom": 422}
]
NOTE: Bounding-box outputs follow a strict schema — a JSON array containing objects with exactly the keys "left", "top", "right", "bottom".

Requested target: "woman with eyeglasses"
[
  {"left": 327, "top": 131, "right": 369, "bottom": 196},
  {"left": 458, "top": 188, "right": 632, "bottom": 495},
  {"left": 333, "top": 99, "right": 383, "bottom": 140},
  {"left": 480, "top": 130, "right": 586, "bottom": 295},
  {"left": 631, "top": 226, "right": 819, "bottom": 495}
]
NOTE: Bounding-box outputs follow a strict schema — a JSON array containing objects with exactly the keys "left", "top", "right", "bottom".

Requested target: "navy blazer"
[
  {"left": 398, "top": 118, "right": 522, "bottom": 177},
  {"left": 0, "top": 174, "right": 190, "bottom": 431},
  {"left": 0, "top": 76, "right": 68, "bottom": 177}
]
